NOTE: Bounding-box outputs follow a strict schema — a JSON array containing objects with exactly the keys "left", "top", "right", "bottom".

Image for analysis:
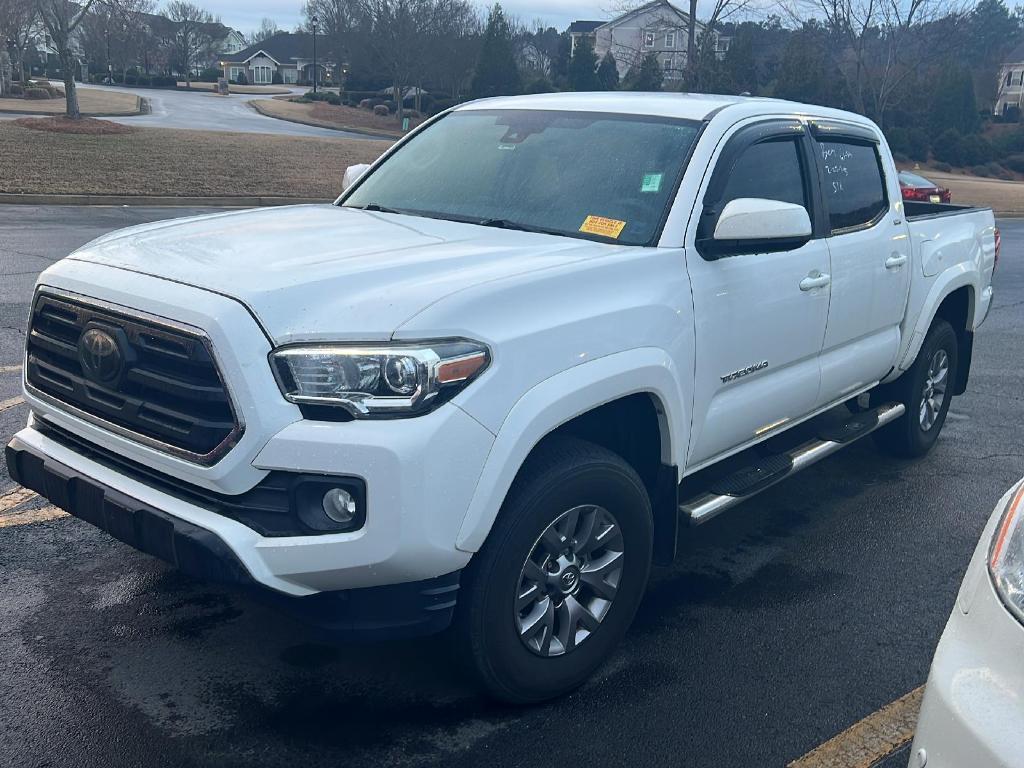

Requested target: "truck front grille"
[{"left": 25, "top": 291, "right": 242, "bottom": 464}]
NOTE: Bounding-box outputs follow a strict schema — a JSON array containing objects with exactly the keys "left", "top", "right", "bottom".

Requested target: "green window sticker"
[{"left": 641, "top": 172, "right": 663, "bottom": 193}]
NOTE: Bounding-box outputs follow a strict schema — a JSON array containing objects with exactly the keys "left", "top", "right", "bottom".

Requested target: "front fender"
[{"left": 454, "top": 347, "right": 689, "bottom": 553}]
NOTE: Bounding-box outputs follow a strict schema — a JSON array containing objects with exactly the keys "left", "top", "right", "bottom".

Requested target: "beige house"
[
  {"left": 994, "top": 41, "right": 1024, "bottom": 116},
  {"left": 569, "top": 0, "right": 712, "bottom": 83}
]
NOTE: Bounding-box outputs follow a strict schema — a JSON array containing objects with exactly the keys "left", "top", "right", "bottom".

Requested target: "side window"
[
  {"left": 719, "top": 138, "right": 808, "bottom": 210},
  {"left": 818, "top": 139, "right": 887, "bottom": 233}
]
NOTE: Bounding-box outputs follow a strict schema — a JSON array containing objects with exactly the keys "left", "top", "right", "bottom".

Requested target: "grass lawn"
[
  {"left": 0, "top": 121, "right": 392, "bottom": 197},
  {"left": 0, "top": 89, "right": 141, "bottom": 116},
  {"left": 252, "top": 98, "right": 419, "bottom": 138},
  {"left": 178, "top": 81, "right": 292, "bottom": 95}
]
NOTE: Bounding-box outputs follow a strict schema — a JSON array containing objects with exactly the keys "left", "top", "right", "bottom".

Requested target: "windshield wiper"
[
  {"left": 476, "top": 218, "right": 563, "bottom": 237},
  {"left": 350, "top": 203, "right": 404, "bottom": 214}
]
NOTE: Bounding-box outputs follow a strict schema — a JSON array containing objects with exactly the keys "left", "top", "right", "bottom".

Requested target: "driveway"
[
  {"left": 1, "top": 205, "right": 1022, "bottom": 768},
  {"left": 61, "top": 83, "right": 375, "bottom": 139}
]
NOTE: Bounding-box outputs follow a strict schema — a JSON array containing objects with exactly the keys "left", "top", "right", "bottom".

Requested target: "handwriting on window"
[{"left": 821, "top": 145, "right": 853, "bottom": 195}]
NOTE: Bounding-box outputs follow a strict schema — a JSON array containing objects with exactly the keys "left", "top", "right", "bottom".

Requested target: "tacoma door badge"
[{"left": 721, "top": 360, "right": 768, "bottom": 383}]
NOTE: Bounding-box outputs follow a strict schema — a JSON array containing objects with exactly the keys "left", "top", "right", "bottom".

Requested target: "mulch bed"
[{"left": 13, "top": 117, "right": 136, "bottom": 135}]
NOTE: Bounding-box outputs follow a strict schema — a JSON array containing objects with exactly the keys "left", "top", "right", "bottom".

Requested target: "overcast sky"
[{"left": 212, "top": 0, "right": 721, "bottom": 40}]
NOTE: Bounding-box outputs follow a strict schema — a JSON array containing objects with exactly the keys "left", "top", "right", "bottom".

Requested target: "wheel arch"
[
  {"left": 454, "top": 348, "right": 689, "bottom": 559},
  {"left": 894, "top": 273, "right": 977, "bottom": 383}
]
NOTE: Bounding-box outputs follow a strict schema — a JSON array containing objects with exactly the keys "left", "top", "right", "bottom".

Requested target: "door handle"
[
  {"left": 885, "top": 254, "right": 907, "bottom": 269},
  {"left": 799, "top": 272, "right": 831, "bottom": 291}
]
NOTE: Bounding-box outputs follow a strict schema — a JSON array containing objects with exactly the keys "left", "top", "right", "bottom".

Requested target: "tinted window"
[
  {"left": 819, "top": 140, "right": 887, "bottom": 232},
  {"left": 720, "top": 138, "right": 808, "bottom": 210}
]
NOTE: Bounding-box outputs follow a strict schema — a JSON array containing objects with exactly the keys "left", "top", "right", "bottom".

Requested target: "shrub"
[
  {"left": 149, "top": 75, "right": 176, "bottom": 87},
  {"left": 891, "top": 150, "right": 909, "bottom": 164},
  {"left": 373, "top": 104, "right": 389, "bottom": 116},
  {"left": 384, "top": 99, "right": 397, "bottom": 113},
  {"left": 1006, "top": 106, "right": 1021, "bottom": 123},
  {"left": 24, "top": 87, "right": 50, "bottom": 100},
  {"left": 1003, "top": 154, "right": 1024, "bottom": 173},
  {"left": 970, "top": 164, "right": 990, "bottom": 177},
  {"left": 987, "top": 162, "right": 1012, "bottom": 179},
  {"left": 272, "top": 70, "right": 283, "bottom": 85},
  {"left": 10, "top": 84, "right": 23, "bottom": 96},
  {"left": 199, "top": 68, "right": 221, "bottom": 82},
  {"left": 324, "top": 91, "right": 341, "bottom": 105},
  {"left": 959, "top": 134, "right": 994, "bottom": 166},
  {"left": 236, "top": 71, "right": 248, "bottom": 85},
  {"left": 905, "top": 128, "right": 929, "bottom": 162},
  {"left": 931, "top": 129, "right": 962, "bottom": 165},
  {"left": 932, "top": 161, "right": 952, "bottom": 172},
  {"left": 427, "top": 97, "right": 458, "bottom": 116},
  {"left": 358, "top": 98, "right": 372, "bottom": 109},
  {"left": 524, "top": 75, "right": 555, "bottom": 94}
]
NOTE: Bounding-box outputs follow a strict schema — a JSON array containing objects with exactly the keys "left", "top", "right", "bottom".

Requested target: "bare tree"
[
  {"left": 164, "top": 0, "right": 214, "bottom": 86},
  {"left": 37, "top": 0, "right": 107, "bottom": 118},
  {"left": 789, "top": 0, "right": 969, "bottom": 121},
  {"left": 355, "top": 0, "right": 474, "bottom": 122},
  {"left": 0, "top": 0, "right": 38, "bottom": 83},
  {"left": 247, "top": 17, "right": 279, "bottom": 45}
]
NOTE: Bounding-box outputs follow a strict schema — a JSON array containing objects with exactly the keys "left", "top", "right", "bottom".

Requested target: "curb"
[
  {"left": 0, "top": 194, "right": 330, "bottom": 207},
  {"left": 248, "top": 100, "right": 399, "bottom": 140},
  {"left": 0, "top": 94, "right": 144, "bottom": 118}
]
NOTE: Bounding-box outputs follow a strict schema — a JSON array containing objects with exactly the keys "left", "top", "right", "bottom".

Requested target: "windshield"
[{"left": 342, "top": 109, "right": 702, "bottom": 246}]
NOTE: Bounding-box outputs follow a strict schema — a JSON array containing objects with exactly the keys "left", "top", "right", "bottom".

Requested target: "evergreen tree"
[
  {"left": 773, "top": 25, "right": 836, "bottom": 108},
  {"left": 624, "top": 53, "right": 663, "bottom": 92},
  {"left": 929, "top": 66, "right": 980, "bottom": 136},
  {"left": 551, "top": 32, "right": 572, "bottom": 88},
  {"left": 471, "top": 4, "right": 521, "bottom": 99},
  {"left": 596, "top": 51, "right": 619, "bottom": 90},
  {"left": 568, "top": 35, "right": 600, "bottom": 91}
]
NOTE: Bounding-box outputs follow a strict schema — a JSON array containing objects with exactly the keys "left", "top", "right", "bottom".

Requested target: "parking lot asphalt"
[{"left": 1, "top": 205, "right": 1022, "bottom": 768}]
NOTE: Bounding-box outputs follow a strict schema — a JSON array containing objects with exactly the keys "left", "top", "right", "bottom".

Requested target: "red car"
[{"left": 899, "top": 170, "right": 951, "bottom": 203}]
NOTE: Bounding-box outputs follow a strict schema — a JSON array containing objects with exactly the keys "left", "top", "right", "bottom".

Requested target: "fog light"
[{"left": 322, "top": 487, "right": 357, "bottom": 524}]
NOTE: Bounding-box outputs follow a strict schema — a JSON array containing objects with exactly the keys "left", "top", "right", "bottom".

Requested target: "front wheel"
[
  {"left": 873, "top": 318, "right": 958, "bottom": 458},
  {"left": 454, "top": 436, "right": 653, "bottom": 704}
]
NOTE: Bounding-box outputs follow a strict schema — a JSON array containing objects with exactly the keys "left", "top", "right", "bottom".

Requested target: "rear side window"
[
  {"left": 819, "top": 140, "right": 887, "bottom": 232},
  {"left": 720, "top": 138, "right": 808, "bottom": 210}
]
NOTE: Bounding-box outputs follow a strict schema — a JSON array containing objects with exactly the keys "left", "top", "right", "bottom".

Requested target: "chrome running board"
[{"left": 680, "top": 402, "right": 906, "bottom": 526}]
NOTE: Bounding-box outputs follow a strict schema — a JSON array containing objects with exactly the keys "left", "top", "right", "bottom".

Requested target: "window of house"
[
  {"left": 1008, "top": 72, "right": 1013, "bottom": 86},
  {"left": 818, "top": 139, "right": 887, "bottom": 232},
  {"left": 644, "top": 31, "right": 655, "bottom": 47},
  {"left": 719, "top": 138, "right": 808, "bottom": 212},
  {"left": 665, "top": 32, "right": 675, "bottom": 47},
  {"left": 252, "top": 65, "right": 272, "bottom": 84},
  {"left": 230, "top": 67, "right": 242, "bottom": 81},
  {"left": 663, "top": 57, "right": 672, "bottom": 71}
]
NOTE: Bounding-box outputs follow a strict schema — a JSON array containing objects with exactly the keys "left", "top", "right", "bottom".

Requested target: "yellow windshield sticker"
[{"left": 580, "top": 215, "right": 627, "bottom": 239}]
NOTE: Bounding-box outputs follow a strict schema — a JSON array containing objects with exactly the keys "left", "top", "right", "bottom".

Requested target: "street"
[
  {"left": 1, "top": 205, "right": 1022, "bottom": 768},
  {"left": 0, "top": 83, "right": 376, "bottom": 139}
]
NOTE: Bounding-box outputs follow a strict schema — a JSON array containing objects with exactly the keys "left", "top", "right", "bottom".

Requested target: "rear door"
[
  {"left": 684, "top": 119, "right": 832, "bottom": 468},
  {"left": 811, "top": 122, "right": 912, "bottom": 405}
]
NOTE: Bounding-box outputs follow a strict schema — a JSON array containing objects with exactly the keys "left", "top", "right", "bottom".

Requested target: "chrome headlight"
[
  {"left": 990, "top": 481, "right": 1024, "bottom": 624},
  {"left": 270, "top": 340, "right": 490, "bottom": 418}
]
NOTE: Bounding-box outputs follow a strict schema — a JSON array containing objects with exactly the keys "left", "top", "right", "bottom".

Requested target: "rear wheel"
[
  {"left": 455, "top": 436, "right": 653, "bottom": 704},
  {"left": 873, "top": 318, "right": 958, "bottom": 458}
]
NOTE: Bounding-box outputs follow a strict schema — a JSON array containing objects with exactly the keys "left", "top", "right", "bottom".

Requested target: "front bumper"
[
  {"left": 910, "top": 490, "right": 1024, "bottom": 768},
  {"left": 6, "top": 435, "right": 463, "bottom": 640}
]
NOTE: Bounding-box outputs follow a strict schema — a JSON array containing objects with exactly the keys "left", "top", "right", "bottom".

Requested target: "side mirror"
[
  {"left": 705, "top": 198, "right": 812, "bottom": 258},
  {"left": 342, "top": 163, "right": 371, "bottom": 191}
]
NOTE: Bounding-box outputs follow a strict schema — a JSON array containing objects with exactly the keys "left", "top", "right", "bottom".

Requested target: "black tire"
[
  {"left": 872, "top": 318, "right": 958, "bottom": 458},
  {"left": 454, "top": 435, "right": 653, "bottom": 704}
]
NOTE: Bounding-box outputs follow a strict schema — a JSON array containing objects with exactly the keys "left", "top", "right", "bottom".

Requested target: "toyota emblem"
[{"left": 78, "top": 327, "right": 124, "bottom": 385}]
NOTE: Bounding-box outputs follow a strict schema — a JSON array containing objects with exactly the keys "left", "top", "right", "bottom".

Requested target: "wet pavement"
[{"left": 1, "top": 205, "right": 1022, "bottom": 767}]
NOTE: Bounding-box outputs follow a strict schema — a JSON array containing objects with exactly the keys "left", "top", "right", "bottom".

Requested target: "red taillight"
[{"left": 994, "top": 226, "right": 1001, "bottom": 273}]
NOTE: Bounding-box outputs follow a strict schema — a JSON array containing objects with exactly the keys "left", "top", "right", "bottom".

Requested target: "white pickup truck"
[{"left": 7, "top": 93, "right": 997, "bottom": 703}]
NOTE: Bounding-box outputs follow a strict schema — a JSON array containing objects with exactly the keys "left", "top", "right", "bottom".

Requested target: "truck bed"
[{"left": 904, "top": 200, "right": 990, "bottom": 221}]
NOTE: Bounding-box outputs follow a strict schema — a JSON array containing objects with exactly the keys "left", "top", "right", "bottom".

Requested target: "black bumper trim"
[{"left": 5, "top": 439, "right": 461, "bottom": 640}]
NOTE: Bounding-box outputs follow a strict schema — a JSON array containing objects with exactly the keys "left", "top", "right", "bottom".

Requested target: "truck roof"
[{"left": 455, "top": 92, "right": 877, "bottom": 130}]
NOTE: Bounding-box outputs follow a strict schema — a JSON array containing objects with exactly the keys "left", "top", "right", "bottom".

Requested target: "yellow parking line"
[
  {"left": 0, "top": 364, "right": 21, "bottom": 374},
  {"left": 0, "top": 395, "right": 25, "bottom": 412},
  {"left": 0, "top": 505, "right": 68, "bottom": 528},
  {"left": 788, "top": 686, "right": 924, "bottom": 768}
]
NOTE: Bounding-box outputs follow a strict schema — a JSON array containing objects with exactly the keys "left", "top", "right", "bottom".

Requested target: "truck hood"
[{"left": 68, "top": 205, "right": 623, "bottom": 343}]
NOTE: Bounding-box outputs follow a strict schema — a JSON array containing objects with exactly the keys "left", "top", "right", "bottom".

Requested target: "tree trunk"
[
  {"left": 394, "top": 78, "right": 404, "bottom": 125},
  {"left": 61, "top": 50, "right": 80, "bottom": 119},
  {"left": 687, "top": 0, "right": 697, "bottom": 79}
]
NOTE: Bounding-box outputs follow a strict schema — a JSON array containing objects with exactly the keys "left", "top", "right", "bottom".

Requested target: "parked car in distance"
[
  {"left": 7, "top": 93, "right": 998, "bottom": 703},
  {"left": 910, "top": 479, "right": 1024, "bottom": 768},
  {"left": 899, "top": 170, "right": 952, "bottom": 203}
]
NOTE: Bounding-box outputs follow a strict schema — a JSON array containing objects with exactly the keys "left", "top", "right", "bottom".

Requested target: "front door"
[
  {"left": 812, "top": 124, "right": 911, "bottom": 404},
  {"left": 685, "top": 120, "right": 831, "bottom": 467}
]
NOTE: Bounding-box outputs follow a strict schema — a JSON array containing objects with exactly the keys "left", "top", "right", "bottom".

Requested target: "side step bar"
[{"left": 680, "top": 402, "right": 906, "bottom": 526}]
